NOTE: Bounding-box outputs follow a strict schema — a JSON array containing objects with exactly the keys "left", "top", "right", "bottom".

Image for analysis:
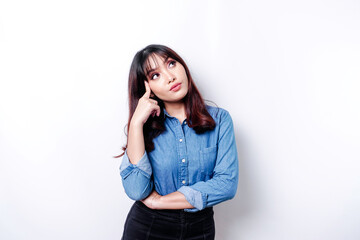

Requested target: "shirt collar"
[
  {"left": 163, "top": 107, "right": 173, "bottom": 119},
  {"left": 163, "top": 107, "right": 188, "bottom": 125}
]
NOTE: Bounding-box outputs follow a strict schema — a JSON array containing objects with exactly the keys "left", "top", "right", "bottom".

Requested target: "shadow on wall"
[{"left": 214, "top": 128, "right": 259, "bottom": 240}]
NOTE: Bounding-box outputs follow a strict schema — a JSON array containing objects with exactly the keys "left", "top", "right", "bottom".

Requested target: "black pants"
[{"left": 122, "top": 201, "right": 215, "bottom": 240}]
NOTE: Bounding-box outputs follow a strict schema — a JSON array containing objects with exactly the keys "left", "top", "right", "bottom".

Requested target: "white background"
[{"left": 1, "top": 0, "right": 359, "bottom": 239}]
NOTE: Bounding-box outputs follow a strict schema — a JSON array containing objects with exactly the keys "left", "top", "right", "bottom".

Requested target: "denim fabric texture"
[{"left": 120, "top": 105, "right": 239, "bottom": 212}]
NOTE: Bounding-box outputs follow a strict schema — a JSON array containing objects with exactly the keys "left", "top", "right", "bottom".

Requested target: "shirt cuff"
[
  {"left": 177, "top": 186, "right": 207, "bottom": 211},
  {"left": 119, "top": 150, "right": 152, "bottom": 179}
]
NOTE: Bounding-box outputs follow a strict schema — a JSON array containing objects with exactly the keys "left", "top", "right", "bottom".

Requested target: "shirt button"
[
  {"left": 184, "top": 121, "right": 187, "bottom": 124},
  {"left": 182, "top": 180, "right": 186, "bottom": 184},
  {"left": 182, "top": 158, "right": 186, "bottom": 163},
  {"left": 179, "top": 138, "right": 183, "bottom": 142}
]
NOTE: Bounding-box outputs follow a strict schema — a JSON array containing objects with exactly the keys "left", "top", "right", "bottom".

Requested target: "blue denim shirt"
[{"left": 120, "top": 105, "right": 239, "bottom": 212}]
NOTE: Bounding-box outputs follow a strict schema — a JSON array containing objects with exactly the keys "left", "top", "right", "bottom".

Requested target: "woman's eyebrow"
[
  {"left": 146, "top": 68, "right": 156, "bottom": 76},
  {"left": 163, "top": 56, "right": 170, "bottom": 62},
  {"left": 146, "top": 57, "right": 171, "bottom": 76}
]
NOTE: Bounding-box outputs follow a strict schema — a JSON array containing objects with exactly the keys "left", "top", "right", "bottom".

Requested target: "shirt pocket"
[{"left": 199, "top": 145, "right": 218, "bottom": 180}]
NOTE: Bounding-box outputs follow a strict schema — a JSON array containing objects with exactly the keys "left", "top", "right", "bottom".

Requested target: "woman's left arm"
[
  {"left": 141, "top": 190, "right": 194, "bottom": 209},
  {"left": 142, "top": 109, "right": 239, "bottom": 211},
  {"left": 177, "top": 110, "right": 239, "bottom": 211}
]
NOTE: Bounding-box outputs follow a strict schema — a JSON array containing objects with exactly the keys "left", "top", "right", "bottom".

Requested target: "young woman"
[{"left": 118, "top": 44, "right": 239, "bottom": 239}]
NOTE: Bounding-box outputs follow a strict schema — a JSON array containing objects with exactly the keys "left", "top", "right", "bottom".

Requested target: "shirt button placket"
[
  {"left": 176, "top": 122, "right": 187, "bottom": 187},
  {"left": 180, "top": 137, "right": 186, "bottom": 185}
]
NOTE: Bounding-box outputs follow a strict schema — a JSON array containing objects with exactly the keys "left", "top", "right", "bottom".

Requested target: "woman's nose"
[
  {"left": 166, "top": 73, "right": 176, "bottom": 83},
  {"left": 168, "top": 76, "right": 175, "bottom": 83}
]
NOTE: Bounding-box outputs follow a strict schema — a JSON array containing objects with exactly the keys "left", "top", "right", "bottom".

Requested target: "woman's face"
[{"left": 145, "top": 54, "right": 189, "bottom": 104}]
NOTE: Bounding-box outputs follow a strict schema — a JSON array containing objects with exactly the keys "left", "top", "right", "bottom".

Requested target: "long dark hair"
[{"left": 115, "top": 44, "right": 215, "bottom": 158}]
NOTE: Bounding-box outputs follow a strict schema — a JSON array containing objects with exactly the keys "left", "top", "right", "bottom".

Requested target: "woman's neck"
[{"left": 164, "top": 102, "right": 187, "bottom": 123}]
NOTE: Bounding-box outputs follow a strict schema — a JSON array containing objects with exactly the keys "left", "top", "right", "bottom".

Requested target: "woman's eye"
[
  {"left": 169, "top": 60, "right": 176, "bottom": 67},
  {"left": 151, "top": 73, "right": 159, "bottom": 80}
]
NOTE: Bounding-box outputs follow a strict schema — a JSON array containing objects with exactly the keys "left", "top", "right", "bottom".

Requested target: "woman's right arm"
[
  {"left": 127, "top": 81, "right": 160, "bottom": 164},
  {"left": 120, "top": 81, "right": 160, "bottom": 200}
]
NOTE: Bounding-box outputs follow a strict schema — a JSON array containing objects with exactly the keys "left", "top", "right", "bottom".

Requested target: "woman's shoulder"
[{"left": 205, "top": 104, "right": 231, "bottom": 121}]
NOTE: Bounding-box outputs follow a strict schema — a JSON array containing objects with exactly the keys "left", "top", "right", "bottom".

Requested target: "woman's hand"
[
  {"left": 131, "top": 81, "right": 161, "bottom": 126},
  {"left": 141, "top": 191, "right": 194, "bottom": 210},
  {"left": 141, "top": 190, "right": 162, "bottom": 209}
]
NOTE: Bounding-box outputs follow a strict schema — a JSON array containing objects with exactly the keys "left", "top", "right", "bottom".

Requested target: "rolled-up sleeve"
[
  {"left": 178, "top": 110, "right": 239, "bottom": 212},
  {"left": 119, "top": 150, "right": 153, "bottom": 200}
]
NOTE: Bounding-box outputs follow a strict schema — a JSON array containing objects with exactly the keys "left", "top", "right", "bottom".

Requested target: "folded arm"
[
  {"left": 142, "top": 110, "right": 239, "bottom": 212},
  {"left": 178, "top": 110, "right": 239, "bottom": 212}
]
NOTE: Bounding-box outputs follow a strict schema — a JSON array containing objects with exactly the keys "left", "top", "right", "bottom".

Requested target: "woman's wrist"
[
  {"left": 153, "top": 195, "right": 163, "bottom": 209},
  {"left": 142, "top": 191, "right": 194, "bottom": 210},
  {"left": 155, "top": 192, "right": 193, "bottom": 210},
  {"left": 130, "top": 118, "right": 143, "bottom": 129}
]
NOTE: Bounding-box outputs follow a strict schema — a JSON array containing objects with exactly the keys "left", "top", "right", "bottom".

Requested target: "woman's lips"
[{"left": 170, "top": 83, "right": 181, "bottom": 91}]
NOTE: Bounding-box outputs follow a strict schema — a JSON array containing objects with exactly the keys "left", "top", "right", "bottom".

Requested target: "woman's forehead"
[
  {"left": 146, "top": 53, "right": 167, "bottom": 67},
  {"left": 144, "top": 53, "right": 169, "bottom": 72}
]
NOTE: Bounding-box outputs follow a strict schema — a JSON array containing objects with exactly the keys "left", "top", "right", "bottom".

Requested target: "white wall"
[{"left": 1, "top": 0, "right": 359, "bottom": 239}]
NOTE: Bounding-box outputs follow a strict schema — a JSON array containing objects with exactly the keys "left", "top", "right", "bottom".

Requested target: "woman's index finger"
[{"left": 143, "top": 81, "right": 151, "bottom": 98}]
